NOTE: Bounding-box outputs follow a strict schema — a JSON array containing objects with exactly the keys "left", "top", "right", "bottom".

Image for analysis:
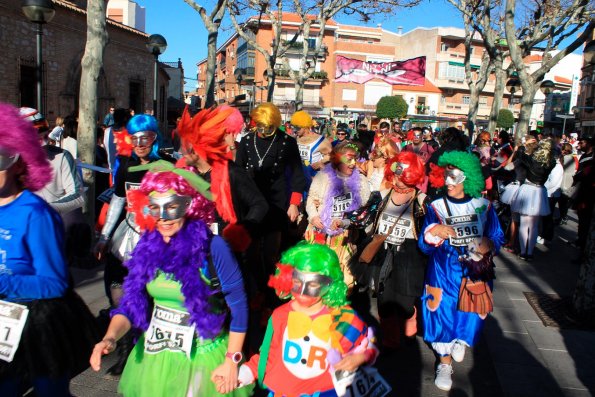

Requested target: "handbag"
[
  {"left": 457, "top": 277, "right": 493, "bottom": 315},
  {"left": 358, "top": 196, "right": 413, "bottom": 264}
]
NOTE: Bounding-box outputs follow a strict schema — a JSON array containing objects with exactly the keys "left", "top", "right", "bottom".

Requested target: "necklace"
[{"left": 253, "top": 134, "right": 276, "bottom": 168}]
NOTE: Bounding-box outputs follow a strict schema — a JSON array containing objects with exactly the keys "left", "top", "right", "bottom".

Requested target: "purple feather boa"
[
  {"left": 113, "top": 219, "right": 226, "bottom": 339},
  {"left": 319, "top": 164, "right": 363, "bottom": 236}
]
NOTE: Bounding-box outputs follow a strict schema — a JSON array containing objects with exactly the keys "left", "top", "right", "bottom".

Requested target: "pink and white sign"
[{"left": 335, "top": 55, "right": 426, "bottom": 85}]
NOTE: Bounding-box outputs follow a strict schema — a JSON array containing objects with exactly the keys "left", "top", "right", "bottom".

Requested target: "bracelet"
[{"left": 229, "top": 145, "right": 236, "bottom": 150}]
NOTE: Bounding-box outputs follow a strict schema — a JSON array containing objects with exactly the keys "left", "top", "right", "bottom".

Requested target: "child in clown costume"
[
  {"left": 236, "top": 243, "right": 380, "bottom": 397},
  {"left": 420, "top": 151, "right": 504, "bottom": 392}
]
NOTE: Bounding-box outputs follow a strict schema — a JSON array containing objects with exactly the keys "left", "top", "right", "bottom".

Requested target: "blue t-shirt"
[{"left": 0, "top": 190, "right": 69, "bottom": 301}]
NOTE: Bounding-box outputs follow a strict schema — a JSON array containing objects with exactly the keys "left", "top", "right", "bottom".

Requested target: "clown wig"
[
  {"left": 140, "top": 170, "right": 215, "bottom": 224},
  {"left": 429, "top": 150, "right": 485, "bottom": 198},
  {"left": 290, "top": 110, "right": 313, "bottom": 128},
  {"left": 385, "top": 151, "right": 425, "bottom": 187},
  {"left": 126, "top": 114, "right": 162, "bottom": 160},
  {"left": 268, "top": 243, "right": 348, "bottom": 308},
  {"left": 250, "top": 102, "right": 282, "bottom": 129},
  {"left": 0, "top": 102, "right": 52, "bottom": 191},
  {"left": 176, "top": 105, "right": 241, "bottom": 224}
]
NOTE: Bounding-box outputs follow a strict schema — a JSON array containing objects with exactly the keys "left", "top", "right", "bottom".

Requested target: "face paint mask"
[
  {"left": 290, "top": 269, "right": 332, "bottom": 298},
  {"left": 0, "top": 148, "right": 19, "bottom": 171},
  {"left": 131, "top": 131, "right": 157, "bottom": 147},
  {"left": 445, "top": 168, "right": 466, "bottom": 186},
  {"left": 390, "top": 161, "right": 410, "bottom": 176},
  {"left": 255, "top": 124, "right": 276, "bottom": 138},
  {"left": 147, "top": 194, "right": 192, "bottom": 220}
]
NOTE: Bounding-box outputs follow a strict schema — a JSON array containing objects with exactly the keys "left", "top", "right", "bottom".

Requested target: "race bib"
[
  {"left": 145, "top": 305, "right": 196, "bottom": 358},
  {"left": 298, "top": 144, "right": 310, "bottom": 163},
  {"left": 0, "top": 300, "right": 29, "bottom": 363},
  {"left": 331, "top": 365, "right": 391, "bottom": 397},
  {"left": 445, "top": 213, "right": 483, "bottom": 246},
  {"left": 124, "top": 182, "right": 141, "bottom": 204},
  {"left": 332, "top": 192, "right": 353, "bottom": 218},
  {"left": 311, "top": 151, "right": 323, "bottom": 164},
  {"left": 378, "top": 213, "right": 413, "bottom": 246}
]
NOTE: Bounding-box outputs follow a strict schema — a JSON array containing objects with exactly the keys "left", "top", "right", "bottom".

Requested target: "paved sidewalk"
[{"left": 70, "top": 215, "right": 595, "bottom": 397}]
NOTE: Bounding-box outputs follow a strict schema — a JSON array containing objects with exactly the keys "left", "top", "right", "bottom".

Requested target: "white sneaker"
[
  {"left": 536, "top": 236, "right": 545, "bottom": 245},
  {"left": 435, "top": 363, "right": 453, "bottom": 391},
  {"left": 451, "top": 340, "right": 466, "bottom": 362}
]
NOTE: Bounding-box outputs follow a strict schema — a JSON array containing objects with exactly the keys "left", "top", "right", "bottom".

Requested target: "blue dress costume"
[{"left": 418, "top": 195, "right": 503, "bottom": 354}]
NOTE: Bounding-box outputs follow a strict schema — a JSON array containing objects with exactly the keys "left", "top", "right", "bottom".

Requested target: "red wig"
[
  {"left": 385, "top": 151, "right": 425, "bottom": 187},
  {"left": 176, "top": 106, "right": 238, "bottom": 224}
]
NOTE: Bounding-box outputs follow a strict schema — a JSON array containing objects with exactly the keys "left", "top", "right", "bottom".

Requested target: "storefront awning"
[{"left": 449, "top": 61, "right": 481, "bottom": 70}]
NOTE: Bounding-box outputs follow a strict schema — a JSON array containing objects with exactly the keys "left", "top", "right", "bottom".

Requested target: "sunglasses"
[
  {"left": 131, "top": 131, "right": 157, "bottom": 147},
  {"left": 337, "top": 132, "right": 347, "bottom": 136}
]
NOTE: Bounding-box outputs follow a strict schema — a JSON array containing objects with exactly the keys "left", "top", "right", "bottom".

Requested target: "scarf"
[{"left": 116, "top": 219, "right": 226, "bottom": 339}]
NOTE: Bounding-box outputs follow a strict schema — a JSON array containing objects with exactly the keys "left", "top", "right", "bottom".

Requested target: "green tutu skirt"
[{"left": 119, "top": 333, "right": 254, "bottom": 397}]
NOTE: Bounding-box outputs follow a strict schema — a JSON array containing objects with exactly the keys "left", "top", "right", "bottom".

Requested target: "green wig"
[
  {"left": 429, "top": 151, "right": 485, "bottom": 198},
  {"left": 268, "top": 242, "right": 348, "bottom": 308}
]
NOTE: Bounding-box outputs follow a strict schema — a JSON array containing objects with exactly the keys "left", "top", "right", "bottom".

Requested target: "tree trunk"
[
  {"left": 78, "top": 0, "right": 107, "bottom": 223},
  {"left": 205, "top": 29, "right": 218, "bottom": 108},
  {"left": 467, "top": 89, "right": 480, "bottom": 137},
  {"left": 295, "top": 79, "right": 305, "bottom": 111},
  {"left": 488, "top": 61, "right": 506, "bottom": 133},
  {"left": 572, "top": 205, "right": 595, "bottom": 325},
  {"left": 515, "top": 85, "right": 537, "bottom": 141},
  {"left": 266, "top": 65, "right": 276, "bottom": 102}
]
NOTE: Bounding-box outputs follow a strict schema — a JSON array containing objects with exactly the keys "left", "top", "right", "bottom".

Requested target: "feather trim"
[{"left": 114, "top": 128, "right": 134, "bottom": 157}]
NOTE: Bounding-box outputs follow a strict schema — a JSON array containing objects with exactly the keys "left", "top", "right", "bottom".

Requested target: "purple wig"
[
  {"left": 113, "top": 219, "right": 226, "bottom": 338},
  {"left": 0, "top": 102, "right": 52, "bottom": 191},
  {"left": 140, "top": 170, "right": 215, "bottom": 224}
]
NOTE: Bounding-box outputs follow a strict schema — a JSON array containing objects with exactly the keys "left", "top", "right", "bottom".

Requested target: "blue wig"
[{"left": 126, "top": 114, "right": 161, "bottom": 160}]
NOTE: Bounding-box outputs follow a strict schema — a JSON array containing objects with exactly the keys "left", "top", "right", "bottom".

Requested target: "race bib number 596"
[{"left": 445, "top": 214, "right": 483, "bottom": 246}]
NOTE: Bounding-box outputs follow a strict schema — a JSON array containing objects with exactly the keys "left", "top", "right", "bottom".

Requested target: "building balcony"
[
  {"left": 281, "top": 41, "right": 328, "bottom": 60},
  {"left": 274, "top": 68, "right": 328, "bottom": 81},
  {"left": 272, "top": 95, "right": 324, "bottom": 109}
]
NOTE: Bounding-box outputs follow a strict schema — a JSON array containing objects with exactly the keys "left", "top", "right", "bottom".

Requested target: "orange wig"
[{"left": 385, "top": 151, "right": 425, "bottom": 187}]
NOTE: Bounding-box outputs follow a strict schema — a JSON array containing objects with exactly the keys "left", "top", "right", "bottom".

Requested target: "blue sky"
[{"left": 136, "top": 0, "right": 464, "bottom": 90}]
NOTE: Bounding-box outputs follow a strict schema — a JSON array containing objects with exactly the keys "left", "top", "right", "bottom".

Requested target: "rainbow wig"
[
  {"left": 140, "top": 169, "right": 215, "bottom": 224},
  {"left": 385, "top": 151, "right": 425, "bottom": 187},
  {"left": 250, "top": 103, "right": 282, "bottom": 129},
  {"left": 0, "top": 102, "right": 52, "bottom": 191},
  {"left": 429, "top": 150, "right": 485, "bottom": 198},
  {"left": 126, "top": 114, "right": 162, "bottom": 160},
  {"left": 268, "top": 242, "right": 348, "bottom": 308},
  {"left": 290, "top": 110, "right": 313, "bottom": 128}
]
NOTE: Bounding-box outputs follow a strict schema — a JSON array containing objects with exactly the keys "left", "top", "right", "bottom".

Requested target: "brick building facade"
[{"left": 0, "top": 0, "right": 167, "bottom": 126}]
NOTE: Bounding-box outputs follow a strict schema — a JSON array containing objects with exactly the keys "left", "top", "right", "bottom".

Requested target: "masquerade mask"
[
  {"left": 413, "top": 133, "right": 422, "bottom": 139},
  {"left": 147, "top": 194, "right": 192, "bottom": 220},
  {"left": 255, "top": 124, "right": 276, "bottom": 137},
  {"left": 339, "top": 153, "right": 357, "bottom": 167},
  {"left": 291, "top": 269, "right": 332, "bottom": 298},
  {"left": 131, "top": 131, "right": 157, "bottom": 147},
  {"left": 0, "top": 148, "right": 19, "bottom": 171},
  {"left": 390, "top": 162, "right": 410, "bottom": 176},
  {"left": 445, "top": 167, "right": 466, "bottom": 186}
]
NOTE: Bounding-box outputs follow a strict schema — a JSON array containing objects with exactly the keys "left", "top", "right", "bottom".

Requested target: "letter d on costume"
[{"left": 283, "top": 340, "right": 302, "bottom": 364}]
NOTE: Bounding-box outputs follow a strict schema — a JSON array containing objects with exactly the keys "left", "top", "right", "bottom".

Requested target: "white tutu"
[
  {"left": 500, "top": 182, "right": 520, "bottom": 205},
  {"left": 510, "top": 183, "right": 550, "bottom": 216}
]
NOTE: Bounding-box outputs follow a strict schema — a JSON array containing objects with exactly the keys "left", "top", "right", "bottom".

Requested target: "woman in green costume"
[{"left": 90, "top": 161, "right": 253, "bottom": 396}]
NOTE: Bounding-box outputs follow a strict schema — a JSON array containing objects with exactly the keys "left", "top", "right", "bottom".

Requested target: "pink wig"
[
  {"left": 0, "top": 102, "right": 52, "bottom": 191},
  {"left": 140, "top": 170, "right": 216, "bottom": 223},
  {"left": 220, "top": 105, "right": 244, "bottom": 136},
  {"left": 385, "top": 151, "right": 425, "bottom": 187}
]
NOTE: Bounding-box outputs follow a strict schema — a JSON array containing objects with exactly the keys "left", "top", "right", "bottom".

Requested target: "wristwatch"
[{"left": 225, "top": 351, "right": 243, "bottom": 364}]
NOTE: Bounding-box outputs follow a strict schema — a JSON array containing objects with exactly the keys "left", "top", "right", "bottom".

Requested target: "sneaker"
[
  {"left": 536, "top": 236, "right": 545, "bottom": 245},
  {"left": 451, "top": 341, "right": 466, "bottom": 362},
  {"left": 434, "top": 363, "right": 453, "bottom": 391}
]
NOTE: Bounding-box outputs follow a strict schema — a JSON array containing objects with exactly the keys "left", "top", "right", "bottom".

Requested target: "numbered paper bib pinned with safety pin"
[
  {"left": 0, "top": 300, "right": 29, "bottom": 363},
  {"left": 331, "top": 365, "right": 391, "bottom": 397},
  {"left": 145, "top": 305, "right": 195, "bottom": 359}
]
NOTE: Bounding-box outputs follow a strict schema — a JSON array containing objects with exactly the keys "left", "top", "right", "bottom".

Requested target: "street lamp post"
[
  {"left": 22, "top": 0, "right": 55, "bottom": 114},
  {"left": 146, "top": 34, "right": 167, "bottom": 120},
  {"left": 506, "top": 76, "right": 521, "bottom": 110}
]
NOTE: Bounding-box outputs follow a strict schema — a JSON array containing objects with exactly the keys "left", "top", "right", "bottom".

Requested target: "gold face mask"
[{"left": 254, "top": 124, "right": 276, "bottom": 138}]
